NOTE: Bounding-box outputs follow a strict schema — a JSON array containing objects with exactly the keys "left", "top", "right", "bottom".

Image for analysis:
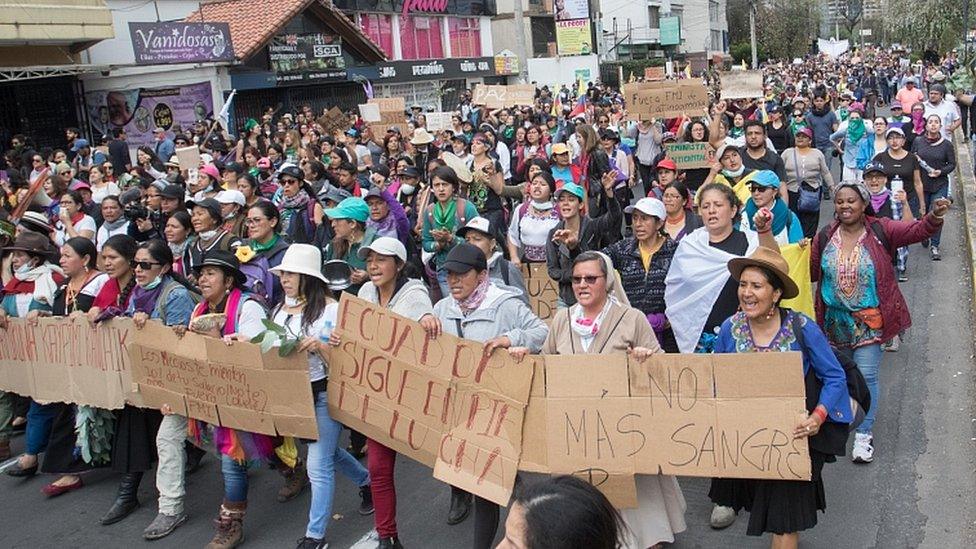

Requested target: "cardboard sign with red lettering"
[
  {"left": 0, "top": 317, "right": 139, "bottom": 409},
  {"left": 327, "top": 294, "right": 536, "bottom": 506},
  {"left": 644, "top": 66, "right": 666, "bottom": 80},
  {"left": 129, "top": 320, "right": 317, "bottom": 439}
]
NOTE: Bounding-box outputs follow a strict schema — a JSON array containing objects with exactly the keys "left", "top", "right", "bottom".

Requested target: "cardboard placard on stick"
[
  {"left": 368, "top": 97, "right": 406, "bottom": 113},
  {"left": 317, "top": 107, "right": 351, "bottom": 136},
  {"left": 720, "top": 70, "right": 764, "bottom": 100},
  {"left": 631, "top": 82, "right": 710, "bottom": 119},
  {"left": 175, "top": 146, "right": 201, "bottom": 170},
  {"left": 327, "top": 294, "right": 536, "bottom": 506},
  {"left": 129, "top": 321, "right": 317, "bottom": 439},
  {"left": 0, "top": 317, "right": 141, "bottom": 409},
  {"left": 665, "top": 142, "right": 716, "bottom": 169},
  {"left": 520, "top": 263, "right": 560, "bottom": 321},
  {"left": 472, "top": 84, "right": 536, "bottom": 108}
]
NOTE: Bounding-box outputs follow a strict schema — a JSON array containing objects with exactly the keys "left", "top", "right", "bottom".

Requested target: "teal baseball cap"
[
  {"left": 323, "top": 197, "right": 369, "bottom": 222},
  {"left": 750, "top": 170, "right": 781, "bottom": 189},
  {"left": 556, "top": 182, "right": 585, "bottom": 201}
]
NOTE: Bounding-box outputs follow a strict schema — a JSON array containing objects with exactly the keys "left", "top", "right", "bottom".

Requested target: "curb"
[{"left": 953, "top": 129, "right": 976, "bottom": 336}]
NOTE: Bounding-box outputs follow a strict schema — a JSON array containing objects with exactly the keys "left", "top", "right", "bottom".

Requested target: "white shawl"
[
  {"left": 664, "top": 227, "right": 758, "bottom": 353},
  {"left": 14, "top": 262, "right": 64, "bottom": 308}
]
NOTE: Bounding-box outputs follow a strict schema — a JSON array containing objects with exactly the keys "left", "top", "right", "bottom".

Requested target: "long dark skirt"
[
  {"left": 709, "top": 450, "right": 829, "bottom": 536},
  {"left": 39, "top": 404, "right": 106, "bottom": 474},
  {"left": 110, "top": 405, "right": 162, "bottom": 474}
]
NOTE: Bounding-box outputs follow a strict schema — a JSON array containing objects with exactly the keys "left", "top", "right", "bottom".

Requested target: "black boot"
[
  {"left": 446, "top": 487, "right": 472, "bottom": 525},
  {"left": 185, "top": 441, "right": 206, "bottom": 475},
  {"left": 378, "top": 536, "right": 404, "bottom": 549},
  {"left": 101, "top": 472, "right": 143, "bottom": 525}
]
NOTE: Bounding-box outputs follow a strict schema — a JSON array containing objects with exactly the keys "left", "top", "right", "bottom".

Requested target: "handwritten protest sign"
[
  {"left": 0, "top": 317, "right": 139, "bottom": 409},
  {"left": 631, "top": 82, "right": 710, "bottom": 119},
  {"left": 175, "top": 145, "right": 201, "bottom": 170},
  {"left": 472, "top": 84, "right": 536, "bottom": 108},
  {"left": 521, "top": 352, "right": 811, "bottom": 507},
  {"left": 358, "top": 103, "right": 381, "bottom": 123},
  {"left": 317, "top": 107, "right": 351, "bottom": 136},
  {"left": 720, "top": 70, "right": 764, "bottom": 100},
  {"left": 368, "top": 97, "right": 406, "bottom": 113},
  {"left": 425, "top": 112, "right": 455, "bottom": 132},
  {"left": 622, "top": 81, "right": 679, "bottom": 112},
  {"left": 327, "top": 294, "right": 536, "bottom": 506},
  {"left": 129, "top": 321, "right": 317, "bottom": 439},
  {"left": 520, "top": 263, "right": 560, "bottom": 321},
  {"left": 644, "top": 66, "right": 666, "bottom": 80},
  {"left": 665, "top": 142, "right": 716, "bottom": 169}
]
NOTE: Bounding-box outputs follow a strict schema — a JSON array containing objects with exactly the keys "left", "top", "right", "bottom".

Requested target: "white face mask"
[
  {"left": 15, "top": 262, "right": 34, "bottom": 275},
  {"left": 722, "top": 165, "right": 745, "bottom": 178},
  {"left": 198, "top": 229, "right": 219, "bottom": 241},
  {"left": 400, "top": 183, "right": 416, "bottom": 195}
]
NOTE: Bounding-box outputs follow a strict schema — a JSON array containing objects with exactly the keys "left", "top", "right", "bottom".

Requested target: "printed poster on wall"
[
  {"left": 556, "top": 19, "right": 593, "bottom": 56},
  {"left": 268, "top": 32, "right": 346, "bottom": 83},
  {"left": 554, "top": 0, "right": 589, "bottom": 19},
  {"left": 84, "top": 82, "right": 214, "bottom": 150}
]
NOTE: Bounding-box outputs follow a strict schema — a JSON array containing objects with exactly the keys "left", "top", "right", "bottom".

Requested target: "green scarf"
[
  {"left": 250, "top": 233, "right": 280, "bottom": 253},
  {"left": 846, "top": 118, "right": 866, "bottom": 143},
  {"left": 433, "top": 199, "right": 457, "bottom": 230}
]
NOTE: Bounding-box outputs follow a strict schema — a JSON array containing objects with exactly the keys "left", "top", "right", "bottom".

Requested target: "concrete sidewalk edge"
[{"left": 953, "top": 128, "right": 976, "bottom": 345}]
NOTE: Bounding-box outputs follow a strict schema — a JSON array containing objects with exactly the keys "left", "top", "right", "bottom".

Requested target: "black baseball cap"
[
  {"left": 442, "top": 242, "right": 488, "bottom": 274},
  {"left": 400, "top": 166, "right": 421, "bottom": 179},
  {"left": 160, "top": 184, "right": 185, "bottom": 200},
  {"left": 369, "top": 163, "right": 391, "bottom": 179},
  {"left": 224, "top": 161, "right": 245, "bottom": 174},
  {"left": 187, "top": 197, "right": 222, "bottom": 221}
]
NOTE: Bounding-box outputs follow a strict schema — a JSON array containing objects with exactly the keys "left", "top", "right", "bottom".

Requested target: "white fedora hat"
[{"left": 269, "top": 244, "right": 327, "bottom": 284}]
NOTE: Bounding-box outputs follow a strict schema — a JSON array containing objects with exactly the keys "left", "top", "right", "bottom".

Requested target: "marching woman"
[
  {"left": 812, "top": 182, "right": 947, "bottom": 464},
  {"left": 507, "top": 171, "right": 561, "bottom": 269},
  {"left": 164, "top": 210, "right": 194, "bottom": 277},
  {"left": 738, "top": 170, "right": 804, "bottom": 245},
  {"left": 330, "top": 236, "right": 443, "bottom": 549},
  {"left": 267, "top": 244, "right": 373, "bottom": 549},
  {"left": 712, "top": 247, "right": 853, "bottom": 548},
  {"left": 421, "top": 166, "right": 480, "bottom": 298},
  {"left": 433, "top": 242, "right": 548, "bottom": 549},
  {"left": 660, "top": 182, "right": 702, "bottom": 242},
  {"left": 539, "top": 250, "right": 687, "bottom": 548},
  {"left": 664, "top": 183, "right": 778, "bottom": 529},
  {"left": 244, "top": 201, "right": 290, "bottom": 304},
  {"left": 33, "top": 237, "right": 108, "bottom": 495},
  {"left": 1, "top": 233, "right": 65, "bottom": 477}
]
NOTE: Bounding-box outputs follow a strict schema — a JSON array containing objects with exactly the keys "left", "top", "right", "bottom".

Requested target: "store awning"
[
  {"left": 0, "top": 63, "right": 109, "bottom": 82},
  {"left": 0, "top": 1, "right": 114, "bottom": 60},
  {"left": 184, "top": 0, "right": 386, "bottom": 63}
]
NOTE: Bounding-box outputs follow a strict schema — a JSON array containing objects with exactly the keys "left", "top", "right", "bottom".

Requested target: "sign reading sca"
[{"left": 129, "top": 22, "right": 234, "bottom": 65}]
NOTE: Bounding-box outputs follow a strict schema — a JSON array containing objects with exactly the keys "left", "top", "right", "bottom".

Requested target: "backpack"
[
  {"left": 238, "top": 255, "right": 275, "bottom": 307},
  {"left": 816, "top": 219, "right": 895, "bottom": 266},
  {"left": 155, "top": 279, "right": 202, "bottom": 324},
  {"left": 426, "top": 198, "right": 470, "bottom": 232},
  {"left": 791, "top": 313, "right": 871, "bottom": 457}
]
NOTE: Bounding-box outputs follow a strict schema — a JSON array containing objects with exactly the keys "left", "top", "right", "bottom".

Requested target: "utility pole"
[
  {"left": 513, "top": 0, "right": 529, "bottom": 83},
  {"left": 749, "top": 0, "right": 757, "bottom": 69}
]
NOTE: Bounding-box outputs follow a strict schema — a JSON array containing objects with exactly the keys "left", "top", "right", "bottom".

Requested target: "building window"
[
  {"left": 448, "top": 17, "right": 481, "bottom": 57},
  {"left": 399, "top": 15, "right": 444, "bottom": 60},
  {"left": 530, "top": 16, "right": 556, "bottom": 57},
  {"left": 648, "top": 6, "right": 659, "bottom": 28},
  {"left": 377, "top": 81, "right": 441, "bottom": 110},
  {"left": 709, "top": 0, "right": 720, "bottom": 26},
  {"left": 360, "top": 13, "right": 394, "bottom": 58}
]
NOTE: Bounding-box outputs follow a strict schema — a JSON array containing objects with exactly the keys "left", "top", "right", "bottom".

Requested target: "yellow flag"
[
  {"left": 780, "top": 243, "right": 815, "bottom": 318},
  {"left": 628, "top": 71, "right": 635, "bottom": 83},
  {"left": 684, "top": 64, "right": 691, "bottom": 78},
  {"left": 741, "top": 59, "right": 747, "bottom": 70}
]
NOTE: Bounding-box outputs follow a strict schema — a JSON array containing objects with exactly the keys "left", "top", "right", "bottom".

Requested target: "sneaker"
[
  {"left": 709, "top": 504, "right": 736, "bottom": 529},
  {"left": 143, "top": 512, "right": 188, "bottom": 540},
  {"left": 359, "top": 485, "right": 375, "bottom": 515},
  {"left": 897, "top": 270, "right": 908, "bottom": 282},
  {"left": 931, "top": 246, "right": 941, "bottom": 261},
  {"left": 884, "top": 335, "right": 900, "bottom": 352},
  {"left": 295, "top": 537, "right": 326, "bottom": 549},
  {"left": 852, "top": 433, "right": 874, "bottom": 463}
]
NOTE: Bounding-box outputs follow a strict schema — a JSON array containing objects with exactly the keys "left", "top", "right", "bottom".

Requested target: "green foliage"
[
  {"left": 755, "top": 0, "right": 820, "bottom": 61},
  {"left": 251, "top": 319, "right": 301, "bottom": 357},
  {"left": 885, "top": 0, "right": 964, "bottom": 53},
  {"left": 730, "top": 42, "right": 755, "bottom": 64}
]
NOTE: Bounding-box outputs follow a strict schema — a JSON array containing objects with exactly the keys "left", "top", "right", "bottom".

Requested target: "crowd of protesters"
[{"left": 0, "top": 44, "right": 962, "bottom": 549}]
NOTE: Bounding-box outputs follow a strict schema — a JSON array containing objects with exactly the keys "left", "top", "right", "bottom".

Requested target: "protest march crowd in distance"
[{"left": 0, "top": 44, "right": 966, "bottom": 549}]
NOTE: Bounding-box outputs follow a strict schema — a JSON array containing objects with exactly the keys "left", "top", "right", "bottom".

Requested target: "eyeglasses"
[
  {"left": 571, "top": 275, "right": 605, "bottom": 285},
  {"left": 131, "top": 260, "right": 162, "bottom": 270},
  {"left": 749, "top": 185, "right": 774, "bottom": 193}
]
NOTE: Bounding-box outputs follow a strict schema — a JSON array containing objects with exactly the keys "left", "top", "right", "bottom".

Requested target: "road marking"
[
  {"left": 0, "top": 458, "right": 19, "bottom": 473},
  {"left": 347, "top": 530, "right": 377, "bottom": 549}
]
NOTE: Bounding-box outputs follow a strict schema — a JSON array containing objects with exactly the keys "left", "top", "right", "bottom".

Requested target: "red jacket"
[{"left": 811, "top": 214, "right": 942, "bottom": 343}]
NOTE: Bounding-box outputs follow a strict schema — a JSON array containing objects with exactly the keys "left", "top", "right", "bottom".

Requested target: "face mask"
[
  {"left": 198, "top": 229, "right": 219, "bottom": 241},
  {"left": 400, "top": 183, "right": 416, "bottom": 195},
  {"left": 141, "top": 275, "right": 163, "bottom": 290},
  {"left": 15, "top": 262, "right": 34, "bottom": 275},
  {"left": 722, "top": 165, "right": 745, "bottom": 178}
]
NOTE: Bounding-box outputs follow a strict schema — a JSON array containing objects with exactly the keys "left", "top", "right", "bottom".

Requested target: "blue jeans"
[
  {"left": 853, "top": 343, "right": 883, "bottom": 435},
  {"left": 925, "top": 186, "right": 948, "bottom": 247},
  {"left": 306, "top": 390, "right": 370, "bottom": 539},
  {"left": 25, "top": 401, "right": 57, "bottom": 455},
  {"left": 220, "top": 454, "right": 250, "bottom": 503},
  {"left": 436, "top": 267, "right": 450, "bottom": 300},
  {"left": 818, "top": 145, "right": 835, "bottom": 171}
]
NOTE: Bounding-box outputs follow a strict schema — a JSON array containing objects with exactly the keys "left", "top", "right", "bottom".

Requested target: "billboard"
[
  {"left": 84, "top": 82, "right": 214, "bottom": 149},
  {"left": 556, "top": 19, "right": 593, "bottom": 56},
  {"left": 660, "top": 15, "right": 681, "bottom": 46},
  {"left": 129, "top": 22, "right": 234, "bottom": 64},
  {"left": 268, "top": 32, "right": 346, "bottom": 83},
  {"left": 554, "top": 0, "right": 589, "bottom": 19}
]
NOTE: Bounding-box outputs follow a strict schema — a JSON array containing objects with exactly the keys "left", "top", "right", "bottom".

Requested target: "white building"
[{"left": 599, "top": 0, "right": 728, "bottom": 60}]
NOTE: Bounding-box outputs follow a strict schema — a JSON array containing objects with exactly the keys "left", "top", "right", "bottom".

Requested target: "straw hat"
[
  {"left": 270, "top": 243, "right": 327, "bottom": 284},
  {"left": 410, "top": 128, "right": 435, "bottom": 145},
  {"left": 727, "top": 246, "right": 799, "bottom": 299},
  {"left": 441, "top": 152, "right": 472, "bottom": 183}
]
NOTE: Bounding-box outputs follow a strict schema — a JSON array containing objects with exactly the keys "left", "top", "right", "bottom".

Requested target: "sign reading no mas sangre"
[{"left": 129, "top": 22, "right": 235, "bottom": 65}]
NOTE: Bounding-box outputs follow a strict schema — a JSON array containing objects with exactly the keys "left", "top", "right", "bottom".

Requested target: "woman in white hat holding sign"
[{"left": 268, "top": 243, "right": 374, "bottom": 549}]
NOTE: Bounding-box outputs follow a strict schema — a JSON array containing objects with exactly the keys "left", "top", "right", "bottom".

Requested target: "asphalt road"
[{"left": 2, "top": 150, "right": 976, "bottom": 549}]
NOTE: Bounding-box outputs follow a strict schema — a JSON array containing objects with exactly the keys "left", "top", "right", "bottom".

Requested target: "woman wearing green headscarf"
[
  {"left": 830, "top": 102, "right": 869, "bottom": 184},
  {"left": 235, "top": 118, "right": 268, "bottom": 163}
]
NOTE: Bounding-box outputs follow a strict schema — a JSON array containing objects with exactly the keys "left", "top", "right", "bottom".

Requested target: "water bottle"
[
  {"left": 916, "top": 156, "right": 937, "bottom": 177},
  {"left": 319, "top": 319, "right": 335, "bottom": 346}
]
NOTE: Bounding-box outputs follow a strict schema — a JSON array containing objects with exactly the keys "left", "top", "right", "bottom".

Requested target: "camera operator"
[{"left": 127, "top": 180, "right": 185, "bottom": 242}]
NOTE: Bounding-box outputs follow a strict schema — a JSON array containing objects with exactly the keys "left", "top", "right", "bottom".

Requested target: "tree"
[
  {"left": 885, "top": 0, "right": 964, "bottom": 53},
  {"left": 754, "top": 0, "right": 821, "bottom": 60}
]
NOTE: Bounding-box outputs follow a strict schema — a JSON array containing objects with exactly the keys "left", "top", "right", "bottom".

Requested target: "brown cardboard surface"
[
  {"left": 317, "top": 106, "right": 351, "bottom": 136},
  {"left": 327, "top": 294, "right": 535, "bottom": 506},
  {"left": 644, "top": 66, "right": 666, "bottom": 80},
  {"left": 665, "top": 142, "right": 716, "bottom": 169},
  {"left": 571, "top": 471, "right": 638, "bottom": 508},
  {"left": 368, "top": 97, "right": 406, "bottom": 113},
  {"left": 622, "top": 81, "right": 675, "bottom": 110},
  {"left": 631, "top": 82, "right": 710, "bottom": 119},
  {"left": 520, "top": 263, "right": 560, "bottom": 321},
  {"left": 472, "top": 84, "right": 536, "bottom": 108},
  {"left": 720, "top": 70, "right": 764, "bottom": 100}
]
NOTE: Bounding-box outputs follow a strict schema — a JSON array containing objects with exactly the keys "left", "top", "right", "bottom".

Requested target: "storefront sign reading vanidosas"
[{"left": 129, "top": 22, "right": 234, "bottom": 64}]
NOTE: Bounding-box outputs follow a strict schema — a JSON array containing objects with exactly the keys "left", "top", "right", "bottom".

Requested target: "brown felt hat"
[{"left": 727, "top": 246, "right": 799, "bottom": 299}]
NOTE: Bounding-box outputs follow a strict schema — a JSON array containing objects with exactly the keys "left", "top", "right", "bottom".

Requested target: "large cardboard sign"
[
  {"left": 129, "top": 321, "right": 317, "bottom": 439},
  {"left": 521, "top": 352, "right": 811, "bottom": 507},
  {"left": 520, "top": 263, "right": 560, "bottom": 321},
  {"left": 472, "top": 85, "right": 536, "bottom": 108},
  {"left": 425, "top": 112, "right": 455, "bottom": 132},
  {"left": 665, "top": 142, "right": 716, "bottom": 169},
  {"left": 0, "top": 317, "right": 140, "bottom": 409},
  {"left": 368, "top": 97, "right": 406, "bottom": 113},
  {"left": 317, "top": 106, "right": 351, "bottom": 136},
  {"left": 630, "top": 82, "right": 710, "bottom": 119},
  {"left": 721, "top": 70, "right": 764, "bottom": 100},
  {"left": 327, "top": 295, "right": 536, "bottom": 506}
]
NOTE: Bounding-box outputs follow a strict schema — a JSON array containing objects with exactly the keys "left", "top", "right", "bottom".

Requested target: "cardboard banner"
[
  {"left": 631, "top": 82, "right": 710, "bottom": 119},
  {"left": 720, "top": 70, "right": 764, "bottom": 100},
  {"left": 317, "top": 106, "right": 351, "bottom": 136},
  {"left": 665, "top": 142, "right": 716, "bottom": 169},
  {"left": 425, "top": 112, "right": 454, "bottom": 132},
  {"left": 520, "top": 263, "right": 560, "bottom": 321},
  {"left": 520, "top": 352, "right": 811, "bottom": 507},
  {"left": 129, "top": 321, "right": 317, "bottom": 439},
  {"left": 0, "top": 317, "right": 140, "bottom": 409},
  {"left": 368, "top": 97, "right": 406, "bottom": 113},
  {"left": 472, "top": 84, "right": 536, "bottom": 108},
  {"left": 327, "top": 295, "right": 536, "bottom": 506},
  {"left": 622, "top": 81, "right": 682, "bottom": 113},
  {"left": 644, "top": 66, "right": 666, "bottom": 80}
]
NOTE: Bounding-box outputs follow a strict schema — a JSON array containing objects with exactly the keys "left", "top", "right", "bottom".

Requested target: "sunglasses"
[
  {"left": 749, "top": 185, "right": 775, "bottom": 193},
  {"left": 571, "top": 275, "right": 605, "bottom": 286},
  {"left": 131, "top": 260, "right": 162, "bottom": 270}
]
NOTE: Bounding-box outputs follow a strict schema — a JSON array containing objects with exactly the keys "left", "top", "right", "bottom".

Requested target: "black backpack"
[{"left": 791, "top": 314, "right": 871, "bottom": 457}]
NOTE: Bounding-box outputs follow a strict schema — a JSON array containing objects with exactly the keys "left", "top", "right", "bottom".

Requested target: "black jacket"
[{"left": 546, "top": 196, "right": 622, "bottom": 306}]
